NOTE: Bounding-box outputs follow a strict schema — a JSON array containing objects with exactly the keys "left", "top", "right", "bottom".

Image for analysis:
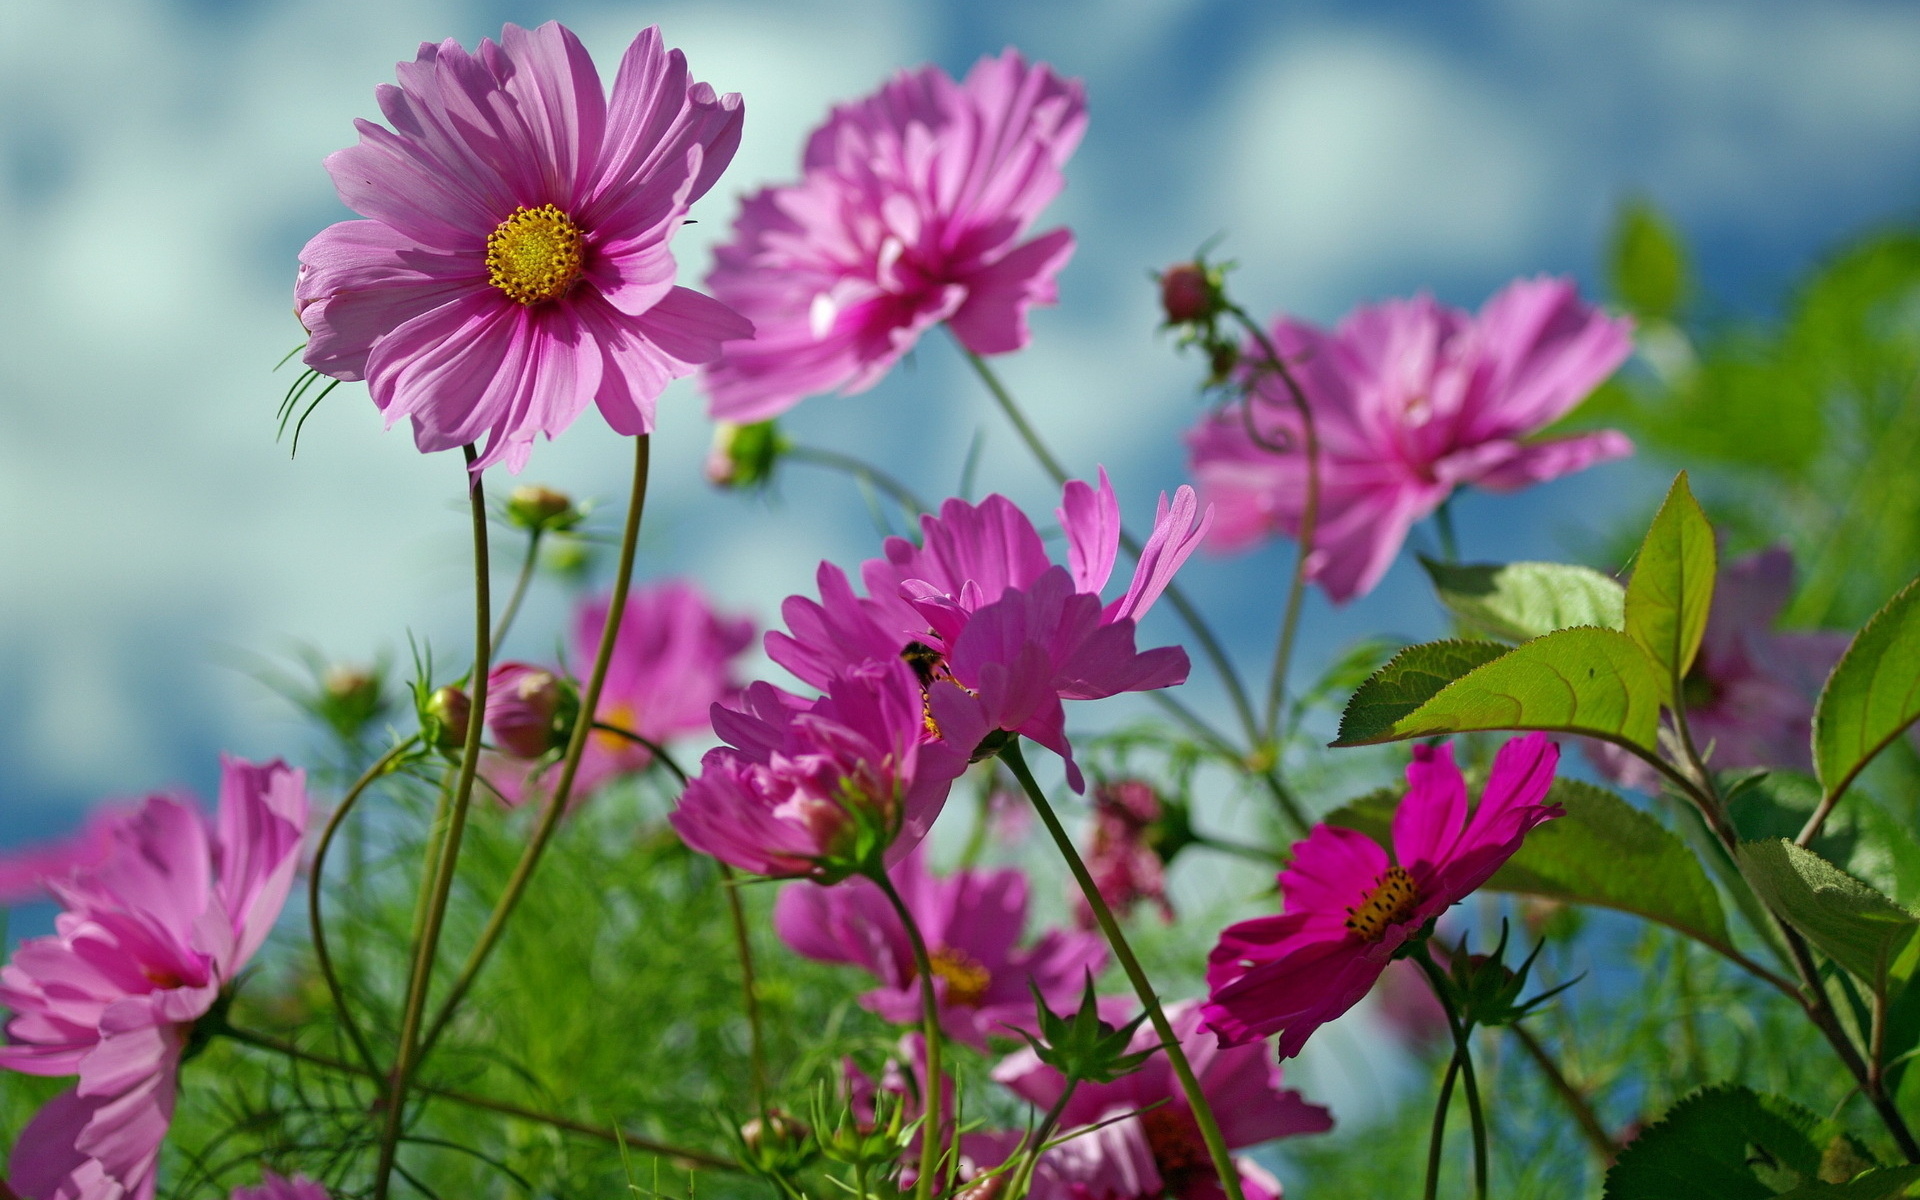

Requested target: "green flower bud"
[{"left": 505, "top": 484, "right": 581, "bottom": 533}]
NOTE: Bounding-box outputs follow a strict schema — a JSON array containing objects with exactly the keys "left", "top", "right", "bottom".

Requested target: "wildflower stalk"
[
  {"left": 1411, "top": 944, "right": 1488, "bottom": 1200},
  {"left": 1007, "top": 1079, "right": 1078, "bottom": 1200},
  {"left": 1000, "top": 740, "right": 1246, "bottom": 1200},
  {"left": 374, "top": 445, "right": 494, "bottom": 1200},
  {"left": 420, "top": 434, "right": 653, "bottom": 1061},
  {"left": 1422, "top": 1054, "right": 1461, "bottom": 1200},
  {"left": 1506, "top": 1022, "right": 1619, "bottom": 1163},
  {"left": 869, "top": 867, "right": 946, "bottom": 1200},
  {"left": 308, "top": 734, "right": 420, "bottom": 1074},
  {"left": 788, "top": 443, "right": 930, "bottom": 517},
  {"left": 491, "top": 527, "right": 544, "bottom": 650},
  {"left": 720, "top": 863, "right": 770, "bottom": 1115}
]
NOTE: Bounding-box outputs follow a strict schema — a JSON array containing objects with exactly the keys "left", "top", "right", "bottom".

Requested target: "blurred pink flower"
[
  {"left": 774, "top": 846, "right": 1107, "bottom": 1050},
  {"left": 0, "top": 806, "right": 137, "bottom": 906},
  {"left": 991, "top": 999, "right": 1331, "bottom": 1200},
  {"left": 296, "top": 22, "right": 751, "bottom": 473},
  {"left": 701, "top": 51, "right": 1086, "bottom": 422},
  {"left": 670, "top": 660, "right": 979, "bottom": 880},
  {"left": 1204, "top": 735, "right": 1560, "bottom": 1057},
  {"left": 3, "top": 759, "right": 308, "bottom": 1200},
  {"left": 1077, "top": 780, "right": 1175, "bottom": 927},
  {"left": 1185, "top": 278, "right": 1633, "bottom": 603},
  {"left": 1587, "top": 546, "right": 1848, "bottom": 791},
  {"left": 230, "top": 1174, "right": 330, "bottom": 1200},
  {"left": 768, "top": 471, "right": 1209, "bottom": 789}
]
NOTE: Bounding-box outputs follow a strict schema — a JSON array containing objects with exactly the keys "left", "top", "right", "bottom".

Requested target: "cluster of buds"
[
  {"left": 706, "top": 419, "right": 789, "bottom": 490},
  {"left": 1155, "top": 255, "right": 1239, "bottom": 387}
]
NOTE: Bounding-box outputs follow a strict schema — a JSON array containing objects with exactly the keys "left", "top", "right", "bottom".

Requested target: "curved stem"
[
  {"left": 870, "top": 868, "right": 944, "bottom": 1200},
  {"left": 786, "top": 444, "right": 929, "bottom": 518},
  {"left": 491, "top": 529, "right": 543, "bottom": 652},
  {"left": 1423, "top": 1054, "right": 1461, "bottom": 1200},
  {"left": 719, "top": 863, "right": 769, "bottom": 1116},
  {"left": 588, "top": 721, "right": 689, "bottom": 784},
  {"left": 952, "top": 335, "right": 1264, "bottom": 753},
  {"left": 1000, "top": 741, "right": 1245, "bottom": 1200},
  {"left": 308, "top": 736, "right": 420, "bottom": 1073},
  {"left": 419, "top": 435, "right": 651, "bottom": 1063},
  {"left": 374, "top": 446, "right": 494, "bottom": 1200},
  {"left": 1507, "top": 1022, "right": 1618, "bottom": 1163}
]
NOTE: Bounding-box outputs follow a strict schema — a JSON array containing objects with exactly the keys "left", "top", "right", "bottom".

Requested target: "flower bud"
[
  {"left": 317, "top": 663, "right": 386, "bottom": 741},
  {"left": 706, "top": 420, "right": 786, "bottom": 489},
  {"left": 1159, "top": 261, "right": 1217, "bottom": 325},
  {"left": 505, "top": 484, "right": 580, "bottom": 533},
  {"left": 422, "top": 685, "right": 471, "bottom": 751},
  {"left": 484, "top": 664, "right": 579, "bottom": 759},
  {"left": 740, "top": 1110, "right": 810, "bottom": 1158}
]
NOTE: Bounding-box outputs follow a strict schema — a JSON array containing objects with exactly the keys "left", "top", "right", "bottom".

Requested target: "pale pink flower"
[
  {"left": 1186, "top": 278, "right": 1633, "bottom": 602},
  {"left": 296, "top": 22, "right": 751, "bottom": 473},
  {"left": 767, "top": 471, "right": 1209, "bottom": 789},
  {"left": 3, "top": 759, "right": 308, "bottom": 1200},
  {"left": 230, "top": 1174, "right": 330, "bottom": 1200},
  {"left": 701, "top": 51, "right": 1086, "bottom": 422},
  {"left": 1587, "top": 546, "right": 1847, "bottom": 791},
  {"left": 1204, "top": 736, "right": 1560, "bottom": 1057},
  {"left": 0, "top": 807, "right": 135, "bottom": 906},
  {"left": 991, "top": 1000, "right": 1331, "bottom": 1200},
  {"left": 774, "top": 846, "right": 1107, "bottom": 1050}
]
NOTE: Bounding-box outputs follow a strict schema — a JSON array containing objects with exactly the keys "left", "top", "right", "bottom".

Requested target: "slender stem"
[
  {"left": 588, "top": 722, "right": 689, "bottom": 784},
  {"left": 1000, "top": 741, "right": 1245, "bottom": 1200},
  {"left": 308, "top": 736, "right": 420, "bottom": 1073},
  {"left": 1413, "top": 945, "right": 1487, "bottom": 1200},
  {"left": 373, "top": 445, "right": 493, "bottom": 1200},
  {"left": 1191, "top": 833, "right": 1287, "bottom": 865},
  {"left": 1423, "top": 1055, "right": 1460, "bottom": 1200},
  {"left": 1433, "top": 500, "right": 1460, "bottom": 563},
  {"left": 719, "top": 864, "right": 769, "bottom": 1115},
  {"left": 1507, "top": 1022, "right": 1618, "bottom": 1163},
  {"left": 1009, "top": 1080, "right": 1078, "bottom": 1200},
  {"left": 786, "top": 444, "right": 929, "bottom": 518},
  {"left": 1873, "top": 987, "right": 1891, "bottom": 1095},
  {"left": 491, "top": 529, "right": 543, "bottom": 651},
  {"left": 220, "top": 1025, "right": 736, "bottom": 1169},
  {"left": 870, "top": 869, "right": 944, "bottom": 1200},
  {"left": 1796, "top": 790, "right": 1845, "bottom": 848},
  {"left": 1224, "top": 305, "right": 1320, "bottom": 748},
  {"left": 953, "top": 336, "right": 1265, "bottom": 753},
  {"left": 420, "top": 435, "right": 652, "bottom": 1062}
]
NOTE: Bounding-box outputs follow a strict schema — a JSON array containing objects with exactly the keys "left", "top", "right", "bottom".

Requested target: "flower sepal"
[
  {"left": 726, "top": 1108, "right": 819, "bottom": 1182},
  {"left": 1013, "top": 974, "right": 1155, "bottom": 1086},
  {"left": 504, "top": 485, "right": 583, "bottom": 535},
  {"left": 707, "top": 420, "right": 789, "bottom": 490},
  {"left": 1426, "top": 923, "right": 1577, "bottom": 1030}
]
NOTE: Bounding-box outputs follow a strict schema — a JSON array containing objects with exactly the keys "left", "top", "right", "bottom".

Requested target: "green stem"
[
  {"left": 719, "top": 863, "right": 769, "bottom": 1116},
  {"left": 1009, "top": 1079, "right": 1078, "bottom": 1200},
  {"left": 1000, "top": 741, "right": 1245, "bottom": 1200},
  {"left": 1433, "top": 499, "right": 1460, "bottom": 563},
  {"left": 1423, "top": 1054, "right": 1461, "bottom": 1200},
  {"left": 1507, "top": 1021, "right": 1618, "bottom": 1164},
  {"left": 953, "top": 335, "right": 1265, "bottom": 754},
  {"left": 373, "top": 445, "right": 494, "bottom": 1200},
  {"left": 1413, "top": 945, "right": 1487, "bottom": 1200},
  {"left": 870, "top": 868, "right": 945, "bottom": 1200},
  {"left": 419, "top": 435, "right": 653, "bottom": 1062},
  {"left": 490, "top": 528, "right": 543, "bottom": 651},
  {"left": 786, "top": 444, "right": 930, "bottom": 518},
  {"left": 307, "top": 736, "right": 419, "bottom": 1073}
]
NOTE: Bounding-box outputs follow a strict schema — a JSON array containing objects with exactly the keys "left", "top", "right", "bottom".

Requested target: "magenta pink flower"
[
  {"left": 295, "top": 22, "right": 751, "bottom": 473},
  {"left": 1186, "top": 277, "right": 1633, "bottom": 603},
  {"left": 1588, "top": 546, "right": 1847, "bottom": 791},
  {"left": 230, "top": 1174, "right": 330, "bottom": 1200},
  {"left": 700, "top": 51, "right": 1086, "bottom": 422},
  {"left": 670, "top": 659, "right": 978, "bottom": 880},
  {"left": 1077, "top": 779, "right": 1175, "bottom": 927},
  {"left": 1204, "top": 735, "right": 1561, "bottom": 1057},
  {"left": 768, "top": 472, "right": 1209, "bottom": 789},
  {"left": 991, "top": 1000, "right": 1331, "bottom": 1200},
  {"left": 774, "top": 846, "right": 1107, "bottom": 1050},
  {"left": 2, "top": 758, "right": 308, "bottom": 1200}
]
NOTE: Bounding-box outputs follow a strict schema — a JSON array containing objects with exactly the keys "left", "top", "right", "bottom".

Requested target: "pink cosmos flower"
[
  {"left": 768, "top": 471, "right": 1210, "bottom": 789},
  {"left": 773, "top": 846, "right": 1107, "bottom": 1050},
  {"left": 1588, "top": 546, "right": 1847, "bottom": 791},
  {"left": 0, "top": 806, "right": 137, "bottom": 906},
  {"left": 296, "top": 22, "right": 751, "bottom": 473},
  {"left": 1077, "top": 779, "right": 1176, "bottom": 927},
  {"left": 1204, "top": 735, "right": 1561, "bottom": 1056},
  {"left": 990, "top": 1000, "right": 1332, "bottom": 1200},
  {"left": 230, "top": 1174, "right": 330, "bottom": 1200},
  {"left": 1185, "top": 277, "right": 1633, "bottom": 603},
  {"left": 701, "top": 51, "right": 1086, "bottom": 422},
  {"left": 3, "top": 758, "right": 308, "bottom": 1200},
  {"left": 670, "top": 659, "right": 978, "bottom": 879}
]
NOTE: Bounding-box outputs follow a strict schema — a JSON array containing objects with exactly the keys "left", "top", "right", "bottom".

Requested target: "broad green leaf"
[
  {"left": 1326, "top": 779, "right": 1731, "bottom": 957},
  {"left": 1331, "top": 639, "right": 1508, "bottom": 745},
  {"left": 1813, "top": 575, "right": 1920, "bottom": 804},
  {"left": 1737, "top": 839, "right": 1919, "bottom": 993},
  {"left": 1604, "top": 1084, "right": 1857, "bottom": 1199},
  {"left": 1610, "top": 198, "right": 1691, "bottom": 322},
  {"left": 1332, "top": 627, "right": 1665, "bottom": 753},
  {"left": 1624, "top": 471, "right": 1717, "bottom": 693},
  {"left": 1420, "top": 556, "right": 1626, "bottom": 643}
]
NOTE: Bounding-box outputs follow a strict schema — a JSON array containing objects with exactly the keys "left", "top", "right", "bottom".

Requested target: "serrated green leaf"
[
  {"left": 1326, "top": 778, "right": 1732, "bottom": 957},
  {"left": 1813, "top": 576, "right": 1920, "bottom": 806},
  {"left": 1604, "top": 1084, "right": 1834, "bottom": 1199},
  {"left": 1331, "top": 639, "right": 1509, "bottom": 745},
  {"left": 1420, "top": 556, "right": 1626, "bottom": 643},
  {"left": 1331, "top": 627, "right": 1665, "bottom": 753},
  {"left": 1610, "top": 198, "right": 1691, "bottom": 322},
  {"left": 1625, "top": 471, "right": 1717, "bottom": 694},
  {"left": 1737, "top": 839, "right": 1919, "bottom": 994}
]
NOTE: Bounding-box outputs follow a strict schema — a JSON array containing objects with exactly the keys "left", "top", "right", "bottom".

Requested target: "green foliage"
[
  {"left": 1737, "top": 839, "right": 1919, "bottom": 994},
  {"left": 1624, "top": 472, "right": 1716, "bottom": 695},
  {"left": 1604, "top": 1084, "right": 1874, "bottom": 1199},
  {"left": 1333, "top": 627, "right": 1666, "bottom": 754},
  {"left": 1419, "top": 556, "right": 1626, "bottom": 643},
  {"left": 1814, "top": 576, "right": 1920, "bottom": 804},
  {"left": 1609, "top": 199, "right": 1691, "bottom": 323}
]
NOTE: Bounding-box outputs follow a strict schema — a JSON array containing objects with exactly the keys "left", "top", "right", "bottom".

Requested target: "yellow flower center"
[
  {"left": 927, "top": 946, "right": 993, "bottom": 1007},
  {"left": 1345, "top": 865, "right": 1419, "bottom": 941},
  {"left": 486, "top": 205, "right": 586, "bottom": 305}
]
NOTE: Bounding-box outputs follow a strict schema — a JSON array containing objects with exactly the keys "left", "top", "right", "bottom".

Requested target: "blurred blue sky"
[{"left": 3, "top": 0, "right": 1919, "bottom": 844}]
